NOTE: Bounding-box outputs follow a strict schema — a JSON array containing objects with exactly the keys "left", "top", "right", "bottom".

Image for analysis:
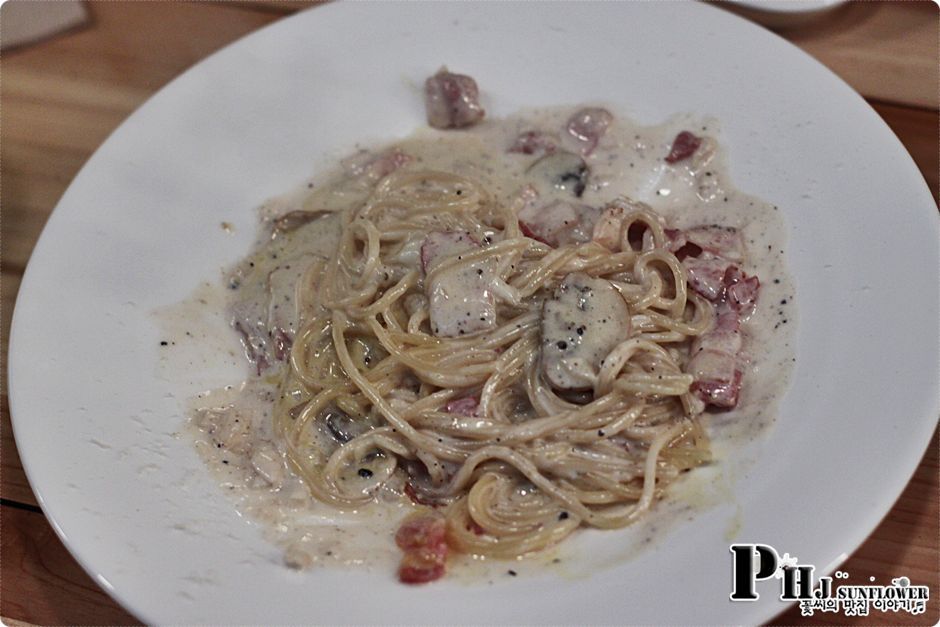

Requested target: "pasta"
[
  {"left": 274, "top": 170, "right": 713, "bottom": 562},
  {"left": 192, "top": 98, "right": 793, "bottom": 583}
]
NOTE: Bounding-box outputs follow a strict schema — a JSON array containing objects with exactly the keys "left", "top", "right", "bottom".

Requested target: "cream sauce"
[{"left": 162, "top": 105, "right": 796, "bottom": 580}]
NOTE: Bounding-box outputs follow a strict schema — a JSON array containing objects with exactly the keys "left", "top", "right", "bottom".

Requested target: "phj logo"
[{"left": 730, "top": 544, "right": 930, "bottom": 617}]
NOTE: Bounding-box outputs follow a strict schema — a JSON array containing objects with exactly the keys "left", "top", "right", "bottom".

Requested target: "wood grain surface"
[{"left": 2, "top": 2, "right": 937, "bottom": 625}]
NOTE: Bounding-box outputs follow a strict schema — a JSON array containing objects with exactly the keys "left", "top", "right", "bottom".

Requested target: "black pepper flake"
[
  {"left": 598, "top": 430, "right": 605, "bottom": 436},
  {"left": 576, "top": 326, "right": 585, "bottom": 336},
  {"left": 558, "top": 511, "right": 569, "bottom": 520},
  {"left": 773, "top": 279, "right": 781, "bottom": 284},
  {"left": 507, "top": 570, "right": 517, "bottom": 577},
  {"left": 477, "top": 268, "right": 484, "bottom": 276},
  {"left": 358, "top": 468, "right": 373, "bottom": 478},
  {"left": 160, "top": 341, "right": 168, "bottom": 346},
  {"left": 556, "top": 341, "right": 567, "bottom": 350},
  {"left": 780, "top": 299, "right": 787, "bottom": 305},
  {"left": 222, "top": 460, "right": 229, "bottom": 465}
]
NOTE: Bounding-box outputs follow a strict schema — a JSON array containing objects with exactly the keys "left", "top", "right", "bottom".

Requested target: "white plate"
[
  {"left": 9, "top": 2, "right": 938, "bottom": 624},
  {"left": 727, "top": 0, "right": 846, "bottom": 13},
  {"left": 723, "top": 0, "right": 849, "bottom": 29}
]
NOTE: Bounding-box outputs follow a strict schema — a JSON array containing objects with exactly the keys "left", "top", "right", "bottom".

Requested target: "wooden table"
[{"left": 2, "top": 2, "right": 937, "bottom": 624}]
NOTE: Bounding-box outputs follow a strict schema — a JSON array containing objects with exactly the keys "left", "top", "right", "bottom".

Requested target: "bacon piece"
[
  {"left": 445, "top": 396, "right": 479, "bottom": 416},
  {"left": 664, "top": 131, "right": 702, "bottom": 164},
  {"left": 687, "top": 302, "right": 744, "bottom": 409},
  {"left": 686, "top": 267, "right": 760, "bottom": 409},
  {"left": 420, "top": 231, "right": 497, "bottom": 337},
  {"left": 518, "top": 199, "right": 598, "bottom": 247},
  {"left": 724, "top": 266, "right": 760, "bottom": 316},
  {"left": 395, "top": 513, "right": 449, "bottom": 584},
  {"left": 509, "top": 130, "right": 558, "bottom": 157},
  {"left": 424, "top": 67, "right": 485, "bottom": 129},
  {"left": 566, "top": 107, "right": 613, "bottom": 155},
  {"left": 399, "top": 551, "right": 446, "bottom": 584},
  {"left": 692, "top": 368, "right": 744, "bottom": 409},
  {"left": 671, "top": 224, "right": 747, "bottom": 302},
  {"left": 683, "top": 254, "right": 735, "bottom": 301}
]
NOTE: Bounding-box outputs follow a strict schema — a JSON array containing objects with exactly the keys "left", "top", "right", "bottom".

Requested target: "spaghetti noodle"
[
  {"left": 272, "top": 168, "right": 713, "bottom": 562},
  {"left": 189, "top": 103, "right": 793, "bottom": 582}
]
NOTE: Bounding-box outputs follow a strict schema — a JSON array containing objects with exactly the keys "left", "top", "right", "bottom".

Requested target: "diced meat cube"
[
  {"left": 424, "top": 67, "right": 485, "bottom": 129},
  {"left": 685, "top": 268, "right": 759, "bottom": 410},
  {"left": 687, "top": 304, "right": 744, "bottom": 409},
  {"left": 664, "top": 131, "right": 702, "bottom": 164},
  {"left": 690, "top": 365, "right": 743, "bottom": 409},
  {"left": 683, "top": 254, "right": 735, "bottom": 301},
  {"left": 724, "top": 266, "right": 760, "bottom": 315},
  {"left": 399, "top": 551, "right": 446, "bottom": 584},
  {"left": 541, "top": 273, "right": 631, "bottom": 390},
  {"left": 518, "top": 199, "right": 599, "bottom": 247},
  {"left": 509, "top": 130, "right": 558, "bottom": 157},
  {"left": 395, "top": 512, "right": 448, "bottom": 552},
  {"left": 421, "top": 232, "right": 496, "bottom": 337},
  {"left": 566, "top": 107, "right": 613, "bottom": 155},
  {"left": 395, "top": 512, "right": 448, "bottom": 584}
]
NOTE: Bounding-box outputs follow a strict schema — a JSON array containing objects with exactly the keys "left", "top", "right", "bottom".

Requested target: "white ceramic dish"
[
  {"left": 723, "top": 0, "right": 849, "bottom": 29},
  {"left": 9, "top": 2, "right": 938, "bottom": 624}
]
